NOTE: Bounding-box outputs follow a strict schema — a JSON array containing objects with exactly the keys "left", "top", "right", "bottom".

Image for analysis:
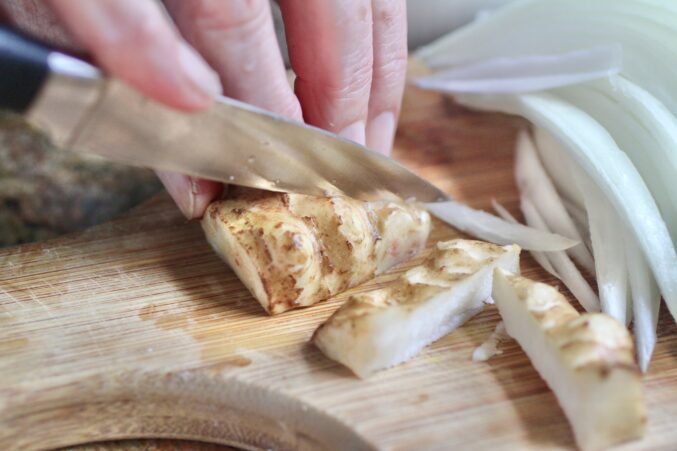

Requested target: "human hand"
[{"left": 1, "top": 0, "right": 408, "bottom": 219}]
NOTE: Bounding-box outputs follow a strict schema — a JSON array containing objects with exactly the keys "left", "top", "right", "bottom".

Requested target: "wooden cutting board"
[{"left": 2, "top": 76, "right": 677, "bottom": 451}]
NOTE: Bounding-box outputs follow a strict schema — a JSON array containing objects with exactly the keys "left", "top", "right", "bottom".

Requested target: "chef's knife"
[{"left": 0, "top": 26, "right": 450, "bottom": 203}]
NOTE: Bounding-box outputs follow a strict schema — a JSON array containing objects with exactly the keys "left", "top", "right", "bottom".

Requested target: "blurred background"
[{"left": 0, "top": 0, "right": 513, "bottom": 249}]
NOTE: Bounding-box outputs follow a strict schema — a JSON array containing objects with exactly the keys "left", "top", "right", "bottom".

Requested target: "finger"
[
  {"left": 165, "top": 0, "right": 302, "bottom": 120},
  {"left": 156, "top": 171, "right": 223, "bottom": 220},
  {"left": 47, "top": 0, "right": 222, "bottom": 111},
  {"left": 366, "top": 0, "right": 407, "bottom": 155},
  {"left": 279, "top": 0, "right": 374, "bottom": 144},
  {"left": 163, "top": 0, "right": 302, "bottom": 219}
]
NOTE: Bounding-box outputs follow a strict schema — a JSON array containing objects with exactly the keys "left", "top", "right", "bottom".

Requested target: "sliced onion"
[
  {"left": 561, "top": 197, "right": 591, "bottom": 252},
  {"left": 416, "top": 0, "right": 677, "bottom": 115},
  {"left": 626, "top": 231, "right": 661, "bottom": 372},
  {"left": 414, "top": 46, "right": 621, "bottom": 94},
  {"left": 520, "top": 196, "right": 600, "bottom": 313},
  {"left": 575, "top": 172, "right": 629, "bottom": 324},
  {"left": 555, "top": 76, "right": 677, "bottom": 244},
  {"left": 533, "top": 128, "right": 586, "bottom": 209},
  {"left": 425, "top": 199, "right": 577, "bottom": 251},
  {"left": 491, "top": 198, "right": 559, "bottom": 278},
  {"left": 514, "top": 131, "right": 595, "bottom": 273},
  {"left": 454, "top": 92, "right": 677, "bottom": 323}
]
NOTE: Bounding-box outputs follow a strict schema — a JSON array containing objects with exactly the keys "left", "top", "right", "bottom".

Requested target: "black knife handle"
[{"left": 0, "top": 26, "right": 51, "bottom": 113}]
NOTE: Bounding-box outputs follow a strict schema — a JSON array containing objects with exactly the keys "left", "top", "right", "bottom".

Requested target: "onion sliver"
[
  {"left": 520, "top": 196, "right": 600, "bottom": 313},
  {"left": 626, "top": 232, "right": 661, "bottom": 372},
  {"left": 455, "top": 92, "right": 677, "bottom": 322},
  {"left": 561, "top": 198, "right": 591, "bottom": 253},
  {"left": 533, "top": 128, "right": 586, "bottom": 210},
  {"left": 425, "top": 199, "right": 577, "bottom": 251},
  {"left": 515, "top": 131, "right": 594, "bottom": 273},
  {"left": 414, "top": 46, "right": 621, "bottom": 94},
  {"left": 576, "top": 172, "right": 629, "bottom": 324},
  {"left": 491, "top": 198, "right": 559, "bottom": 278}
]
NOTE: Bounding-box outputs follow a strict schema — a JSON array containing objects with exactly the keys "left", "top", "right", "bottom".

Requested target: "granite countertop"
[{"left": 0, "top": 113, "right": 163, "bottom": 248}]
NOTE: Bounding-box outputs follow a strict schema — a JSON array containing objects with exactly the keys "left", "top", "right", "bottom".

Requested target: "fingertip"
[
  {"left": 157, "top": 171, "right": 222, "bottom": 219},
  {"left": 189, "top": 178, "right": 224, "bottom": 219},
  {"left": 366, "top": 112, "right": 395, "bottom": 155},
  {"left": 339, "top": 120, "right": 366, "bottom": 145}
]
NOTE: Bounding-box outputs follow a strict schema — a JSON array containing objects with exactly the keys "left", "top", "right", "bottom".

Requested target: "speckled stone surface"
[{"left": 0, "top": 113, "right": 163, "bottom": 247}]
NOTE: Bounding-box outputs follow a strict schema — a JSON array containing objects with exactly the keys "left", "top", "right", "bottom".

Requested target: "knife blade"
[{"left": 1, "top": 26, "right": 450, "bottom": 203}]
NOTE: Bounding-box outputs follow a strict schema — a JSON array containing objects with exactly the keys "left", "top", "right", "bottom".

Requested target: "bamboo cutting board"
[{"left": 2, "top": 78, "right": 677, "bottom": 451}]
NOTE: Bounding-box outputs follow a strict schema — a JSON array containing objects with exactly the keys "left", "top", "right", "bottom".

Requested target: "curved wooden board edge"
[{"left": 3, "top": 368, "right": 373, "bottom": 451}]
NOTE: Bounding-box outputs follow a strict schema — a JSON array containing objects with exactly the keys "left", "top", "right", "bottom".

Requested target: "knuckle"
[
  {"left": 324, "top": 54, "right": 373, "bottom": 101},
  {"left": 104, "top": 11, "right": 167, "bottom": 50},
  {"left": 374, "top": 0, "right": 407, "bottom": 27}
]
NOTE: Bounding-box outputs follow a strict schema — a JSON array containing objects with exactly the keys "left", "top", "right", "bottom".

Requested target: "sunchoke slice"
[
  {"left": 202, "top": 188, "right": 431, "bottom": 315},
  {"left": 313, "top": 240, "right": 520, "bottom": 378},
  {"left": 492, "top": 269, "right": 646, "bottom": 451}
]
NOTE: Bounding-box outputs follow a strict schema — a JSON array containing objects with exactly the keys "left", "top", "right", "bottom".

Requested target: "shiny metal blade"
[{"left": 61, "top": 79, "right": 449, "bottom": 202}]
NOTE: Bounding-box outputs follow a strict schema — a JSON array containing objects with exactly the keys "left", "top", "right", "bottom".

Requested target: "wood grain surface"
[{"left": 2, "top": 72, "right": 677, "bottom": 451}]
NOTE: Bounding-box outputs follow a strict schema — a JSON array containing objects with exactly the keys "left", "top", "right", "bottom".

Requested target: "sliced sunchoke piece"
[
  {"left": 492, "top": 269, "right": 646, "bottom": 451},
  {"left": 202, "top": 187, "right": 430, "bottom": 315},
  {"left": 313, "top": 239, "right": 520, "bottom": 378}
]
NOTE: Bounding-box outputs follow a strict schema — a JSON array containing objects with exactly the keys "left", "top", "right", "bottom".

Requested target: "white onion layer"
[
  {"left": 575, "top": 172, "right": 629, "bottom": 324},
  {"left": 414, "top": 46, "right": 621, "bottom": 94},
  {"left": 425, "top": 199, "right": 577, "bottom": 251}
]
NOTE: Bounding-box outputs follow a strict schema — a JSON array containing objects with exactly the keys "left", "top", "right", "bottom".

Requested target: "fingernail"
[
  {"left": 156, "top": 171, "right": 195, "bottom": 219},
  {"left": 178, "top": 42, "right": 223, "bottom": 99},
  {"left": 338, "top": 121, "right": 366, "bottom": 145},
  {"left": 366, "top": 112, "right": 396, "bottom": 155}
]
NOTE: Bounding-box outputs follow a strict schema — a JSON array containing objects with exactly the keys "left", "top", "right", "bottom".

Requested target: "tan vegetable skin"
[
  {"left": 492, "top": 269, "right": 646, "bottom": 451},
  {"left": 313, "top": 239, "right": 520, "bottom": 378},
  {"left": 201, "top": 188, "right": 430, "bottom": 315}
]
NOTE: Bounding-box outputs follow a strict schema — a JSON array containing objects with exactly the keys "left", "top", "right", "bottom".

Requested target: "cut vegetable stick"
[
  {"left": 202, "top": 188, "right": 430, "bottom": 315},
  {"left": 493, "top": 269, "right": 646, "bottom": 451},
  {"left": 515, "top": 131, "right": 595, "bottom": 272},
  {"left": 425, "top": 199, "right": 577, "bottom": 251},
  {"left": 575, "top": 172, "right": 629, "bottom": 325},
  {"left": 455, "top": 92, "right": 677, "bottom": 324},
  {"left": 626, "top": 233, "right": 661, "bottom": 372},
  {"left": 313, "top": 239, "right": 520, "bottom": 378},
  {"left": 491, "top": 198, "right": 558, "bottom": 278},
  {"left": 520, "top": 196, "right": 600, "bottom": 313}
]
